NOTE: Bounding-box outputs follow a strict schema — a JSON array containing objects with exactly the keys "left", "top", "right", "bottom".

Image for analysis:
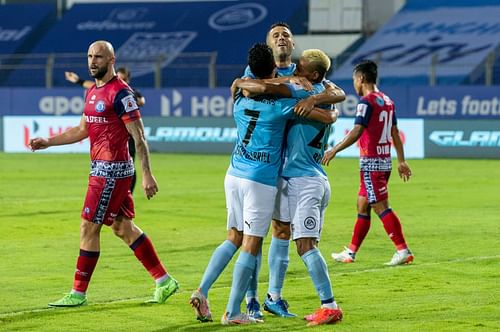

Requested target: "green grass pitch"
[{"left": 0, "top": 153, "right": 498, "bottom": 331}]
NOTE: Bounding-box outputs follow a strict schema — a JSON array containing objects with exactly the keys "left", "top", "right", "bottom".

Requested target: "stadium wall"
[{"left": 1, "top": 87, "right": 499, "bottom": 158}]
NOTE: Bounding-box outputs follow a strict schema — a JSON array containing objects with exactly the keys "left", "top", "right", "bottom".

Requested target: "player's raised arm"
[
  {"left": 294, "top": 82, "right": 346, "bottom": 117},
  {"left": 65, "top": 71, "right": 93, "bottom": 89},
  {"left": 29, "top": 115, "right": 88, "bottom": 151},
  {"left": 125, "top": 119, "right": 158, "bottom": 199},
  {"left": 231, "top": 78, "right": 293, "bottom": 98},
  {"left": 302, "top": 107, "right": 339, "bottom": 124},
  {"left": 321, "top": 124, "right": 364, "bottom": 166},
  {"left": 391, "top": 125, "right": 412, "bottom": 182},
  {"left": 260, "top": 75, "right": 313, "bottom": 91}
]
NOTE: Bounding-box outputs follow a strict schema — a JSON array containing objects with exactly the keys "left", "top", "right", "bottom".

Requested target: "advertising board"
[{"left": 425, "top": 120, "right": 500, "bottom": 158}]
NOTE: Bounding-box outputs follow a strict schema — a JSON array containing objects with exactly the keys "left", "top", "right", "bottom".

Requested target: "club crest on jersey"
[
  {"left": 356, "top": 103, "right": 368, "bottom": 117},
  {"left": 95, "top": 100, "right": 106, "bottom": 113},
  {"left": 121, "top": 95, "right": 138, "bottom": 113}
]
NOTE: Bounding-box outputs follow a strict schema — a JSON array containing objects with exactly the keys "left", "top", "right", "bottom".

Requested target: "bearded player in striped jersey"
[{"left": 29, "top": 40, "right": 178, "bottom": 307}]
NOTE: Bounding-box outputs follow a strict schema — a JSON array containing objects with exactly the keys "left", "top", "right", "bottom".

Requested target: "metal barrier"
[
  {"left": 0, "top": 51, "right": 218, "bottom": 88},
  {"left": 0, "top": 50, "right": 498, "bottom": 88}
]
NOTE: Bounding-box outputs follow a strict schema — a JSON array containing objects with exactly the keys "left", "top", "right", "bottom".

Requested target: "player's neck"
[
  {"left": 95, "top": 70, "right": 116, "bottom": 88},
  {"left": 275, "top": 56, "right": 292, "bottom": 69},
  {"left": 361, "top": 84, "right": 379, "bottom": 96}
]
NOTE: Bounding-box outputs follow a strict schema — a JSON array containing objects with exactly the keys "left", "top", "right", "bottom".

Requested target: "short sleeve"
[
  {"left": 354, "top": 99, "right": 373, "bottom": 127},
  {"left": 243, "top": 65, "right": 256, "bottom": 79},
  {"left": 280, "top": 98, "right": 299, "bottom": 119},
  {"left": 113, "top": 88, "right": 141, "bottom": 123},
  {"left": 287, "top": 83, "right": 311, "bottom": 99}
]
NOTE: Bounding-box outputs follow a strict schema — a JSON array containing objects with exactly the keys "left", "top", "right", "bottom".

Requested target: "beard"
[
  {"left": 90, "top": 66, "right": 108, "bottom": 79},
  {"left": 275, "top": 47, "right": 291, "bottom": 61}
]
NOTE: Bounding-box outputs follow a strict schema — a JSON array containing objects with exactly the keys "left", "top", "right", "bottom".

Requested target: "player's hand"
[
  {"left": 230, "top": 79, "right": 240, "bottom": 100},
  {"left": 294, "top": 97, "right": 315, "bottom": 117},
  {"left": 142, "top": 174, "right": 159, "bottom": 200},
  {"left": 28, "top": 137, "right": 50, "bottom": 151},
  {"left": 398, "top": 161, "right": 412, "bottom": 182},
  {"left": 289, "top": 76, "right": 313, "bottom": 91},
  {"left": 64, "top": 71, "right": 79, "bottom": 84},
  {"left": 321, "top": 148, "right": 337, "bottom": 166}
]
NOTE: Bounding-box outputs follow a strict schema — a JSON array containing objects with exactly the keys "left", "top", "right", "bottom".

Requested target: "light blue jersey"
[
  {"left": 243, "top": 63, "right": 297, "bottom": 78},
  {"left": 281, "top": 82, "right": 333, "bottom": 178},
  {"left": 228, "top": 91, "right": 298, "bottom": 186}
]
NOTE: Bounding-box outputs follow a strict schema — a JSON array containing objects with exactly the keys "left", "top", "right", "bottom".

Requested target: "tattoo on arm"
[{"left": 126, "top": 119, "right": 152, "bottom": 174}]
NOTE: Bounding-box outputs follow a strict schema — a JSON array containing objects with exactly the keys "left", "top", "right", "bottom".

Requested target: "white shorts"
[
  {"left": 282, "top": 176, "right": 331, "bottom": 241},
  {"left": 272, "top": 177, "right": 291, "bottom": 222},
  {"left": 225, "top": 174, "right": 277, "bottom": 238}
]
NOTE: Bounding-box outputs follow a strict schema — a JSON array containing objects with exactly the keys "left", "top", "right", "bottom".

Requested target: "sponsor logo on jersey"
[
  {"left": 356, "top": 103, "right": 368, "bottom": 117},
  {"left": 375, "top": 96, "right": 385, "bottom": 106},
  {"left": 85, "top": 115, "right": 108, "bottom": 123},
  {"left": 95, "top": 100, "right": 106, "bottom": 113},
  {"left": 121, "top": 95, "right": 138, "bottom": 113}
]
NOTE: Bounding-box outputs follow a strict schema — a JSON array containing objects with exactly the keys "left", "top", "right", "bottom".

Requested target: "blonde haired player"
[{"left": 222, "top": 48, "right": 344, "bottom": 326}]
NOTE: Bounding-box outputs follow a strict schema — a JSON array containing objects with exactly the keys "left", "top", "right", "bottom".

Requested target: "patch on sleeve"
[
  {"left": 356, "top": 103, "right": 368, "bottom": 117},
  {"left": 121, "top": 94, "right": 138, "bottom": 113}
]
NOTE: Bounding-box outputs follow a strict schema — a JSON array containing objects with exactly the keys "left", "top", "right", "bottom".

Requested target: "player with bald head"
[{"left": 30, "top": 40, "right": 179, "bottom": 307}]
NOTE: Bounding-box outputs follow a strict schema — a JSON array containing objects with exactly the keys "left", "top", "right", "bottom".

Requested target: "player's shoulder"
[
  {"left": 379, "top": 91, "right": 394, "bottom": 105},
  {"left": 104, "top": 76, "right": 130, "bottom": 92},
  {"left": 369, "top": 91, "right": 394, "bottom": 108},
  {"left": 276, "top": 95, "right": 298, "bottom": 105}
]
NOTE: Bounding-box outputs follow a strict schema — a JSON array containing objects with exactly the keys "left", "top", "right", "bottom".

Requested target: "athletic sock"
[
  {"left": 321, "top": 301, "right": 338, "bottom": 309},
  {"left": 246, "top": 247, "right": 261, "bottom": 302},
  {"left": 268, "top": 292, "right": 281, "bottom": 302},
  {"left": 348, "top": 214, "right": 371, "bottom": 252},
  {"left": 199, "top": 240, "right": 237, "bottom": 297},
  {"left": 130, "top": 233, "right": 167, "bottom": 280},
  {"left": 268, "top": 237, "right": 289, "bottom": 297},
  {"left": 72, "top": 249, "right": 100, "bottom": 293},
  {"left": 379, "top": 208, "right": 408, "bottom": 250},
  {"left": 226, "top": 251, "right": 256, "bottom": 318},
  {"left": 301, "top": 248, "right": 334, "bottom": 305}
]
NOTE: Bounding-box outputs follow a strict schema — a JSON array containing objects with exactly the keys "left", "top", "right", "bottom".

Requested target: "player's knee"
[
  {"left": 111, "top": 222, "right": 126, "bottom": 239},
  {"left": 227, "top": 228, "right": 243, "bottom": 247},
  {"left": 371, "top": 200, "right": 389, "bottom": 215},
  {"left": 80, "top": 219, "right": 101, "bottom": 238},
  {"left": 357, "top": 198, "right": 370, "bottom": 214},
  {"left": 242, "top": 235, "right": 262, "bottom": 256},
  {"left": 295, "top": 238, "right": 316, "bottom": 256},
  {"left": 272, "top": 220, "right": 291, "bottom": 239},
  {"left": 111, "top": 217, "right": 133, "bottom": 239}
]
